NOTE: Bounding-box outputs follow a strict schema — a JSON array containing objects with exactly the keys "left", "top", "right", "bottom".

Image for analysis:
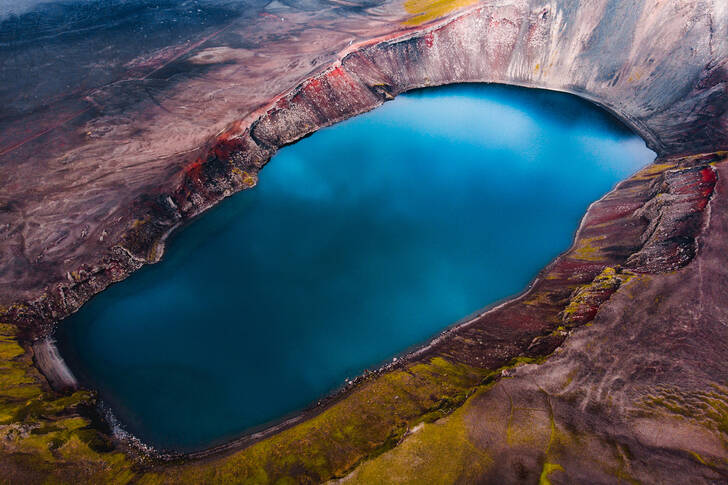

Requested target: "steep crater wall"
[{"left": 3, "top": 0, "right": 727, "bottom": 334}]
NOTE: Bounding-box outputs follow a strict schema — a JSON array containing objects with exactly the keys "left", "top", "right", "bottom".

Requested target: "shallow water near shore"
[{"left": 55, "top": 84, "right": 655, "bottom": 452}]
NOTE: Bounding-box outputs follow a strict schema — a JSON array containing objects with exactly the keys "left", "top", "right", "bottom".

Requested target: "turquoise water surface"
[{"left": 55, "top": 84, "right": 655, "bottom": 451}]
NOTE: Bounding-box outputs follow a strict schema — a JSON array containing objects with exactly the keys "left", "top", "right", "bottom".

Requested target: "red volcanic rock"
[
  {"left": 626, "top": 165, "right": 718, "bottom": 273},
  {"left": 2, "top": 0, "right": 728, "bottom": 332},
  {"left": 457, "top": 159, "right": 728, "bottom": 484},
  {"left": 416, "top": 157, "right": 719, "bottom": 371}
]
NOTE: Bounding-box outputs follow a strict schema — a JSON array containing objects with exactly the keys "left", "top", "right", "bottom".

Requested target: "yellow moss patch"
[
  {"left": 242, "top": 172, "right": 257, "bottom": 187},
  {"left": 402, "top": 0, "right": 479, "bottom": 25},
  {"left": 232, "top": 167, "right": 257, "bottom": 187},
  {"left": 0, "top": 336, "right": 24, "bottom": 360},
  {"left": 539, "top": 462, "right": 565, "bottom": 485},
  {"left": 340, "top": 387, "right": 493, "bottom": 484},
  {"left": 570, "top": 235, "right": 607, "bottom": 261},
  {"left": 0, "top": 366, "right": 36, "bottom": 387},
  {"left": 561, "top": 266, "right": 635, "bottom": 324},
  {"left": 131, "top": 217, "right": 149, "bottom": 229},
  {"left": 164, "top": 357, "right": 488, "bottom": 483},
  {"left": 631, "top": 162, "right": 676, "bottom": 181},
  {"left": 642, "top": 385, "right": 728, "bottom": 438},
  {"left": 2, "top": 313, "right": 490, "bottom": 484},
  {"left": 0, "top": 322, "right": 139, "bottom": 482}
]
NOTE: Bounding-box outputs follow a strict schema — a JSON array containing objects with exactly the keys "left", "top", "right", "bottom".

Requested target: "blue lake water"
[{"left": 55, "top": 84, "right": 655, "bottom": 451}]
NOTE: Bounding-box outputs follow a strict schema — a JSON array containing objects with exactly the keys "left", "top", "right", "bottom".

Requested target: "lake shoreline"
[
  {"left": 6, "top": 0, "right": 726, "bottom": 334},
  {"left": 49, "top": 82, "right": 653, "bottom": 453},
  {"left": 2, "top": 0, "right": 727, "bottom": 480},
  {"left": 35, "top": 150, "right": 723, "bottom": 465},
  {"left": 157, "top": 152, "right": 723, "bottom": 467}
]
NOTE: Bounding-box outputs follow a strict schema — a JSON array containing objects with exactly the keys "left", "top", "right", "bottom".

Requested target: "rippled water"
[{"left": 55, "top": 84, "right": 655, "bottom": 451}]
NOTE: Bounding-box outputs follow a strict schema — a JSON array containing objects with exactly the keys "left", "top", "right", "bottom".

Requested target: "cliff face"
[
  {"left": 1, "top": 0, "right": 728, "bottom": 483},
  {"left": 2, "top": 0, "right": 727, "bottom": 331},
  {"left": 268, "top": 0, "right": 728, "bottom": 155}
]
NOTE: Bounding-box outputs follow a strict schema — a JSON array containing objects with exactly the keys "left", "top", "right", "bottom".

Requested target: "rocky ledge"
[{"left": 1, "top": 0, "right": 727, "bottom": 483}]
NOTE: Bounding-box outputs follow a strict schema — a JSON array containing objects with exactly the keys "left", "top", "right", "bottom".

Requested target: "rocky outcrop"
[
  {"left": 2, "top": 0, "right": 727, "bottom": 334},
  {"left": 343, "top": 157, "right": 728, "bottom": 484}
]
